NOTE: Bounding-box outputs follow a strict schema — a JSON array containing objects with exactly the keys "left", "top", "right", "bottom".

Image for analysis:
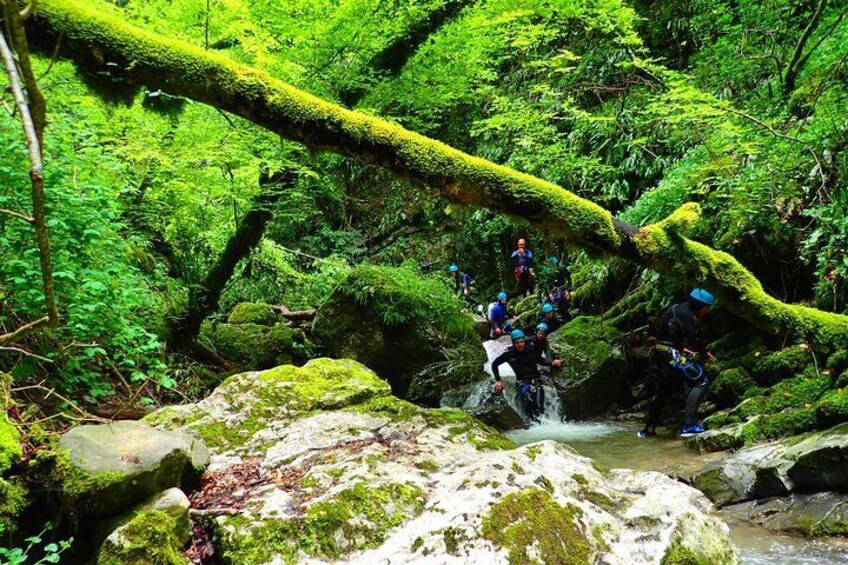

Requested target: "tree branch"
[
  {"left": 784, "top": 0, "right": 828, "bottom": 93},
  {"left": 22, "top": 0, "right": 848, "bottom": 348}
]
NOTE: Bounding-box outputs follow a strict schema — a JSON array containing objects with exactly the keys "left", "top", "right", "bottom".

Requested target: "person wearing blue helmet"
[
  {"left": 492, "top": 328, "right": 561, "bottom": 420},
  {"left": 531, "top": 322, "right": 555, "bottom": 361},
  {"left": 639, "top": 288, "right": 718, "bottom": 439},
  {"left": 538, "top": 302, "right": 563, "bottom": 334},
  {"left": 540, "top": 255, "right": 573, "bottom": 321},
  {"left": 448, "top": 264, "right": 474, "bottom": 301},
  {"left": 486, "top": 292, "right": 511, "bottom": 338}
]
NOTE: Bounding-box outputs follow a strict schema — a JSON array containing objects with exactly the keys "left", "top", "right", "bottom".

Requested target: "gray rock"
[
  {"left": 57, "top": 421, "right": 209, "bottom": 517},
  {"left": 465, "top": 396, "right": 525, "bottom": 431},
  {"left": 726, "top": 492, "right": 848, "bottom": 538},
  {"left": 691, "top": 444, "right": 792, "bottom": 507},
  {"left": 684, "top": 420, "right": 751, "bottom": 453},
  {"left": 785, "top": 424, "right": 848, "bottom": 491},
  {"left": 549, "top": 317, "right": 633, "bottom": 419}
]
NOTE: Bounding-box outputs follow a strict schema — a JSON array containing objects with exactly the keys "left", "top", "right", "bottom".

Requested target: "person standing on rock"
[
  {"left": 547, "top": 255, "right": 573, "bottom": 321},
  {"left": 487, "top": 292, "right": 511, "bottom": 338},
  {"left": 492, "top": 329, "right": 561, "bottom": 421},
  {"left": 638, "top": 288, "right": 717, "bottom": 439},
  {"left": 449, "top": 264, "right": 474, "bottom": 302},
  {"left": 511, "top": 238, "right": 535, "bottom": 297}
]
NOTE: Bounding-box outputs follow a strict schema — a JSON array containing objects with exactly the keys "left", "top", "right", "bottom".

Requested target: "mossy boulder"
[
  {"left": 95, "top": 488, "right": 191, "bottom": 553},
  {"left": 710, "top": 368, "right": 756, "bottom": 407},
  {"left": 784, "top": 423, "right": 848, "bottom": 492},
  {"left": 141, "top": 358, "right": 736, "bottom": 564},
  {"left": 312, "top": 264, "right": 483, "bottom": 402},
  {"left": 752, "top": 345, "right": 812, "bottom": 386},
  {"left": 548, "top": 316, "right": 633, "bottom": 419},
  {"left": 97, "top": 509, "right": 190, "bottom": 565},
  {"left": 202, "top": 319, "right": 301, "bottom": 370},
  {"left": 691, "top": 444, "right": 793, "bottom": 507},
  {"left": 55, "top": 421, "right": 209, "bottom": 517},
  {"left": 227, "top": 302, "right": 279, "bottom": 326}
]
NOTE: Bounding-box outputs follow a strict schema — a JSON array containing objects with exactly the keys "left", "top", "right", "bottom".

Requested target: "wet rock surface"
[{"left": 144, "top": 358, "right": 738, "bottom": 564}]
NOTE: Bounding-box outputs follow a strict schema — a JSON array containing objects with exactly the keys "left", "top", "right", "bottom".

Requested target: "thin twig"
[
  {"left": 35, "top": 31, "right": 63, "bottom": 82},
  {"left": 0, "top": 346, "right": 53, "bottom": 363},
  {"left": 0, "top": 315, "right": 49, "bottom": 345},
  {"left": 11, "top": 381, "right": 109, "bottom": 422},
  {"left": 0, "top": 207, "right": 34, "bottom": 223}
]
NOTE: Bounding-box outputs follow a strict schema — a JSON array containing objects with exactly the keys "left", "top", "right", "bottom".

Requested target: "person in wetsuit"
[
  {"left": 492, "top": 329, "right": 562, "bottom": 420},
  {"left": 638, "top": 288, "right": 717, "bottom": 439},
  {"left": 546, "top": 256, "right": 573, "bottom": 321},
  {"left": 538, "top": 302, "right": 563, "bottom": 334}
]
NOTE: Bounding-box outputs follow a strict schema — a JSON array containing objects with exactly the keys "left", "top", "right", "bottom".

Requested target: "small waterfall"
[{"left": 464, "top": 337, "right": 563, "bottom": 424}]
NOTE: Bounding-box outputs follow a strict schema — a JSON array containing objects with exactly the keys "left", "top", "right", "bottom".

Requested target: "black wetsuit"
[
  {"left": 492, "top": 341, "right": 551, "bottom": 418},
  {"left": 646, "top": 300, "right": 711, "bottom": 429},
  {"left": 538, "top": 312, "right": 563, "bottom": 334}
]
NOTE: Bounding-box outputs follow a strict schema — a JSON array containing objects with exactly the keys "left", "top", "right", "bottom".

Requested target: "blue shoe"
[
  {"left": 680, "top": 424, "right": 705, "bottom": 437},
  {"left": 637, "top": 428, "right": 656, "bottom": 439}
]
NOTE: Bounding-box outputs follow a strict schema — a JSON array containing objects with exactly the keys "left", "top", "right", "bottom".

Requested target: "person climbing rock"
[
  {"left": 511, "top": 238, "right": 535, "bottom": 297},
  {"left": 531, "top": 322, "right": 554, "bottom": 362},
  {"left": 545, "top": 255, "right": 573, "bottom": 321},
  {"left": 492, "top": 329, "right": 561, "bottom": 420},
  {"left": 539, "top": 302, "right": 563, "bottom": 334},
  {"left": 638, "top": 288, "right": 717, "bottom": 439},
  {"left": 449, "top": 264, "right": 474, "bottom": 302},
  {"left": 487, "top": 292, "right": 511, "bottom": 338}
]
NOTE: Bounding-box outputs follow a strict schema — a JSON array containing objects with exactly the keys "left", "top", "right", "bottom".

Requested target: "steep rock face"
[
  {"left": 312, "top": 265, "right": 484, "bottom": 403},
  {"left": 145, "top": 358, "right": 738, "bottom": 564},
  {"left": 549, "top": 316, "right": 634, "bottom": 419}
]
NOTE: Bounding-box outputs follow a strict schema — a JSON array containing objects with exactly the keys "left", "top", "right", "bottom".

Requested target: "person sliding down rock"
[
  {"left": 486, "top": 292, "right": 511, "bottom": 339},
  {"left": 638, "top": 288, "right": 717, "bottom": 439},
  {"left": 511, "top": 238, "right": 535, "bottom": 297},
  {"left": 448, "top": 264, "right": 475, "bottom": 302},
  {"left": 492, "top": 329, "right": 562, "bottom": 421},
  {"left": 538, "top": 302, "right": 563, "bottom": 334}
]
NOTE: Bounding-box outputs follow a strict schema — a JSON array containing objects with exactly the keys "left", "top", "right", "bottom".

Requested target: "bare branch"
[
  {"left": 0, "top": 315, "right": 49, "bottom": 345},
  {"left": 0, "top": 345, "right": 53, "bottom": 363},
  {"left": 0, "top": 207, "right": 34, "bottom": 223}
]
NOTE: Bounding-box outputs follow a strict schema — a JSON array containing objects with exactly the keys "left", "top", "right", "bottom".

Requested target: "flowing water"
[{"left": 476, "top": 339, "right": 848, "bottom": 564}]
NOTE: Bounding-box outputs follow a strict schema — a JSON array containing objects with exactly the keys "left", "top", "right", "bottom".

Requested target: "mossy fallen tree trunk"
[{"left": 25, "top": 0, "right": 848, "bottom": 348}]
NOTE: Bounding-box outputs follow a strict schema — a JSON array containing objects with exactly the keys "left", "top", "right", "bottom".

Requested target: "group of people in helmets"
[{"left": 449, "top": 238, "right": 719, "bottom": 438}]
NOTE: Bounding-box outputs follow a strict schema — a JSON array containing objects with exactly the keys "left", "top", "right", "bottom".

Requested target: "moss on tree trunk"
[{"left": 24, "top": 0, "right": 848, "bottom": 348}]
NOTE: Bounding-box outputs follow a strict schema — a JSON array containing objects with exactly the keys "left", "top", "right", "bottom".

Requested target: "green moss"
[
  {"left": 0, "top": 478, "right": 28, "bottom": 534},
  {"left": 442, "top": 527, "right": 463, "bottom": 555},
  {"left": 814, "top": 388, "right": 848, "bottom": 428},
  {"left": 218, "top": 482, "right": 425, "bottom": 564},
  {"left": 0, "top": 416, "right": 21, "bottom": 476},
  {"left": 710, "top": 368, "right": 755, "bottom": 407},
  {"left": 97, "top": 509, "right": 190, "bottom": 565},
  {"left": 203, "top": 321, "right": 296, "bottom": 370},
  {"left": 753, "top": 346, "right": 812, "bottom": 385},
  {"left": 481, "top": 489, "right": 594, "bottom": 565},
  {"left": 227, "top": 302, "right": 279, "bottom": 325}
]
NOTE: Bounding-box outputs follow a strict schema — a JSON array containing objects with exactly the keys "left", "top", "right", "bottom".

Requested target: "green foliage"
[{"left": 0, "top": 522, "right": 73, "bottom": 565}]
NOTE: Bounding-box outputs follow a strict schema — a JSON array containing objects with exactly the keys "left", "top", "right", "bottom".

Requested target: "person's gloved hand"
[
  {"left": 493, "top": 380, "right": 504, "bottom": 394},
  {"left": 552, "top": 359, "right": 562, "bottom": 368}
]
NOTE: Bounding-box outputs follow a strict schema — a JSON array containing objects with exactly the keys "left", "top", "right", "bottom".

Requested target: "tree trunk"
[
  {"left": 170, "top": 169, "right": 298, "bottom": 346},
  {"left": 24, "top": 0, "right": 848, "bottom": 348}
]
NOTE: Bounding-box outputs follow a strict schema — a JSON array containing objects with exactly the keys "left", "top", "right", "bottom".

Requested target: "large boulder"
[
  {"left": 55, "top": 421, "right": 209, "bottom": 517},
  {"left": 144, "top": 358, "right": 738, "bottom": 564},
  {"left": 227, "top": 302, "right": 280, "bottom": 326},
  {"left": 783, "top": 423, "right": 848, "bottom": 491},
  {"left": 95, "top": 488, "right": 192, "bottom": 552},
  {"left": 548, "top": 316, "right": 633, "bottom": 419},
  {"left": 465, "top": 395, "right": 526, "bottom": 431},
  {"left": 312, "top": 264, "right": 484, "bottom": 403}
]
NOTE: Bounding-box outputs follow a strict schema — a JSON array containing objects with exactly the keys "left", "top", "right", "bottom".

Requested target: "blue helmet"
[
  {"left": 449, "top": 264, "right": 459, "bottom": 273},
  {"left": 536, "top": 322, "right": 549, "bottom": 333},
  {"left": 690, "top": 288, "right": 715, "bottom": 307},
  {"left": 497, "top": 292, "right": 508, "bottom": 301},
  {"left": 548, "top": 256, "right": 559, "bottom": 265},
  {"left": 510, "top": 329, "right": 526, "bottom": 342},
  {"left": 541, "top": 303, "right": 554, "bottom": 314}
]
